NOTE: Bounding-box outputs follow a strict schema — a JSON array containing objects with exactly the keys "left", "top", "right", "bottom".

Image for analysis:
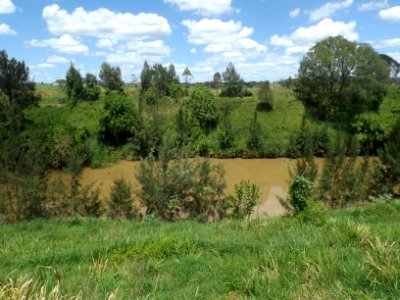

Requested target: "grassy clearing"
[{"left": 1, "top": 202, "right": 399, "bottom": 299}]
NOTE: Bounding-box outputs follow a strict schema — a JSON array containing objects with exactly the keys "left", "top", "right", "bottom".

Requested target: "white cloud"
[
  {"left": 387, "top": 52, "right": 400, "bottom": 62},
  {"left": 289, "top": 8, "right": 301, "bottom": 18},
  {"left": 42, "top": 5, "right": 171, "bottom": 40},
  {"left": 0, "top": 0, "right": 15, "bottom": 14},
  {"left": 309, "top": 0, "right": 353, "bottom": 22},
  {"left": 375, "top": 38, "right": 400, "bottom": 48},
  {"left": 379, "top": 6, "right": 400, "bottom": 22},
  {"left": 358, "top": 0, "right": 388, "bottom": 11},
  {"left": 25, "top": 34, "right": 89, "bottom": 55},
  {"left": 96, "top": 39, "right": 116, "bottom": 49},
  {"left": 190, "top": 48, "right": 197, "bottom": 54},
  {"left": 270, "top": 35, "right": 293, "bottom": 47},
  {"left": 164, "top": 0, "right": 232, "bottom": 16},
  {"left": 125, "top": 40, "right": 171, "bottom": 57},
  {"left": 47, "top": 55, "right": 70, "bottom": 64},
  {"left": 38, "top": 63, "right": 55, "bottom": 69},
  {"left": 0, "top": 23, "right": 16, "bottom": 35},
  {"left": 182, "top": 18, "right": 266, "bottom": 61},
  {"left": 270, "top": 18, "right": 358, "bottom": 56}
]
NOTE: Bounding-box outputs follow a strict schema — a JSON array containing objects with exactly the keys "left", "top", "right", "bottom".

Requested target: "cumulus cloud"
[
  {"left": 358, "top": 0, "right": 388, "bottom": 11},
  {"left": 42, "top": 5, "right": 171, "bottom": 40},
  {"left": 164, "top": 0, "right": 232, "bottom": 16},
  {"left": 289, "top": 8, "right": 301, "bottom": 18},
  {"left": 374, "top": 38, "right": 400, "bottom": 48},
  {"left": 25, "top": 34, "right": 89, "bottom": 55},
  {"left": 46, "top": 55, "right": 70, "bottom": 64},
  {"left": 190, "top": 48, "right": 197, "bottom": 54},
  {"left": 379, "top": 6, "right": 400, "bottom": 22},
  {"left": 0, "top": 23, "right": 16, "bottom": 35},
  {"left": 308, "top": 0, "right": 353, "bottom": 22},
  {"left": 37, "top": 63, "right": 55, "bottom": 69},
  {"left": 182, "top": 18, "right": 266, "bottom": 61},
  {"left": 0, "top": 0, "right": 15, "bottom": 14},
  {"left": 270, "top": 18, "right": 358, "bottom": 55}
]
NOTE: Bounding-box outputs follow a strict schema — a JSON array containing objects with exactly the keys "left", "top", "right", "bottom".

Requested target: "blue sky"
[{"left": 0, "top": 0, "right": 399, "bottom": 83}]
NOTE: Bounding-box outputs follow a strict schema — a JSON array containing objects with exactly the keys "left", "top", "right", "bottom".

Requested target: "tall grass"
[{"left": 1, "top": 202, "right": 399, "bottom": 299}]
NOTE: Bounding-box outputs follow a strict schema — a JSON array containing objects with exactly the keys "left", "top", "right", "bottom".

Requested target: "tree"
[
  {"left": 99, "top": 62, "right": 124, "bottom": 92},
  {"left": 188, "top": 85, "right": 218, "bottom": 131},
  {"left": 380, "top": 54, "right": 400, "bottom": 78},
  {"left": 212, "top": 72, "right": 222, "bottom": 89},
  {"left": 98, "top": 93, "right": 138, "bottom": 145},
  {"left": 0, "top": 50, "right": 39, "bottom": 109},
  {"left": 182, "top": 66, "right": 192, "bottom": 85},
  {"left": 220, "top": 63, "right": 244, "bottom": 97},
  {"left": 84, "top": 73, "right": 100, "bottom": 101},
  {"left": 295, "top": 36, "right": 389, "bottom": 122},
  {"left": 66, "top": 64, "right": 84, "bottom": 105},
  {"left": 247, "top": 111, "right": 263, "bottom": 153},
  {"left": 140, "top": 61, "right": 153, "bottom": 93},
  {"left": 257, "top": 81, "right": 274, "bottom": 111}
]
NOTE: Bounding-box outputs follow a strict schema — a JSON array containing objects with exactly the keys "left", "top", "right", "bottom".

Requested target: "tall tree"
[
  {"left": 140, "top": 61, "right": 153, "bottom": 93},
  {"left": 99, "top": 62, "right": 124, "bottom": 92},
  {"left": 380, "top": 54, "right": 400, "bottom": 78},
  {"left": 66, "top": 64, "right": 84, "bottom": 105},
  {"left": 84, "top": 73, "right": 100, "bottom": 101},
  {"left": 182, "top": 66, "right": 192, "bottom": 85},
  {"left": 0, "top": 50, "right": 39, "bottom": 109},
  {"left": 295, "top": 36, "right": 389, "bottom": 122},
  {"left": 221, "top": 63, "right": 244, "bottom": 97},
  {"left": 212, "top": 72, "right": 222, "bottom": 89}
]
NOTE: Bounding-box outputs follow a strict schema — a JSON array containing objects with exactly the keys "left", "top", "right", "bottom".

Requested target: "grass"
[{"left": 1, "top": 202, "right": 399, "bottom": 299}]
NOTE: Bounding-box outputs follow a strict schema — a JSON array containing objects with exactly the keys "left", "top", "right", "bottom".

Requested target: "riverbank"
[{"left": 1, "top": 201, "right": 399, "bottom": 299}]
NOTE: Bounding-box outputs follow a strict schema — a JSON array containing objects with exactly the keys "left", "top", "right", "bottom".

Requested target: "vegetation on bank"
[{"left": 1, "top": 202, "right": 400, "bottom": 299}]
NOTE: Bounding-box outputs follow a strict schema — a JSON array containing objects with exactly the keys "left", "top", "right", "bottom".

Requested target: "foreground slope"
[{"left": 1, "top": 202, "right": 400, "bottom": 299}]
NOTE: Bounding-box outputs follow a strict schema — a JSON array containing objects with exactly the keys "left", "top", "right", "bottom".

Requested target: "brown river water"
[{"left": 73, "top": 158, "right": 324, "bottom": 218}]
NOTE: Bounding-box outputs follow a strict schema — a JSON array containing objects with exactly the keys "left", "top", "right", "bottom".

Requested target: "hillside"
[{"left": 1, "top": 202, "right": 399, "bottom": 299}]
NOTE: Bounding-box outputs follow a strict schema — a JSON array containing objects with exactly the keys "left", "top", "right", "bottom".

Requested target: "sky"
[{"left": 0, "top": 0, "right": 399, "bottom": 83}]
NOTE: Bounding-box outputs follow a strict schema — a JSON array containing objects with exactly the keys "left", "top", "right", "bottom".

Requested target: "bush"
[
  {"left": 99, "top": 93, "right": 138, "bottom": 145},
  {"left": 257, "top": 81, "right": 273, "bottom": 111},
  {"left": 136, "top": 150, "right": 226, "bottom": 221},
  {"left": 108, "top": 179, "right": 137, "bottom": 219},
  {"left": 168, "top": 81, "right": 184, "bottom": 100},
  {"left": 246, "top": 111, "right": 264, "bottom": 154},
  {"left": 227, "top": 180, "right": 260, "bottom": 220},
  {"left": 288, "top": 176, "right": 314, "bottom": 213},
  {"left": 140, "top": 86, "right": 157, "bottom": 105},
  {"left": 217, "top": 106, "right": 235, "bottom": 150},
  {"left": 188, "top": 86, "right": 218, "bottom": 132}
]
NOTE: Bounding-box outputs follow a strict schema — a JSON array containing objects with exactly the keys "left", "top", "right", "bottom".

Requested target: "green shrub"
[
  {"left": 136, "top": 151, "right": 226, "bottom": 221},
  {"left": 246, "top": 111, "right": 264, "bottom": 154},
  {"left": 257, "top": 81, "right": 273, "bottom": 111},
  {"left": 98, "top": 93, "right": 138, "bottom": 145},
  {"left": 108, "top": 179, "right": 137, "bottom": 219},
  {"left": 288, "top": 176, "right": 314, "bottom": 213},
  {"left": 188, "top": 85, "right": 218, "bottom": 132},
  {"left": 168, "top": 81, "right": 184, "bottom": 100},
  {"left": 227, "top": 180, "right": 260, "bottom": 220}
]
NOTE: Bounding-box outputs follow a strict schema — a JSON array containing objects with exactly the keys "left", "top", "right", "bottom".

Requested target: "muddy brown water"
[{"left": 66, "top": 158, "right": 324, "bottom": 218}]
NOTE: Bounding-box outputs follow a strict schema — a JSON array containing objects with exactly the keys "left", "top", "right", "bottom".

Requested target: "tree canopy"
[
  {"left": 220, "top": 63, "right": 244, "bottom": 97},
  {"left": 295, "top": 36, "right": 389, "bottom": 122},
  {"left": 99, "top": 62, "right": 124, "bottom": 92},
  {"left": 66, "top": 64, "right": 84, "bottom": 104},
  {"left": 0, "top": 50, "right": 39, "bottom": 109}
]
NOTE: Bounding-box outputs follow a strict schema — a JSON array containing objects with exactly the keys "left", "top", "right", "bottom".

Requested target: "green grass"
[{"left": 1, "top": 202, "right": 399, "bottom": 299}]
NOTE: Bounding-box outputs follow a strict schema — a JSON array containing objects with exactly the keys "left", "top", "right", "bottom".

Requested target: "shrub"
[
  {"left": 257, "top": 81, "right": 273, "bottom": 111},
  {"left": 288, "top": 176, "right": 314, "bottom": 213},
  {"left": 188, "top": 85, "right": 218, "bottom": 132},
  {"left": 168, "top": 81, "right": 184, "bottom": 100},
  {"left": 108, "top": 179, "right": 137, "bottom": 219},
  {"left": 227, "top": 180, "right": 260, "bottom": 220},
  {"left": 246, "top": 111, "right": 264, "bottom": 154},
  {"left": 136, "top": 151, "right": 226, "bottom": 221},
  {"left": 217, "top": 106, "right": 235, "bottom": 150},
  {"left": 98, "top": 93, "right": 138, "bottom": 145}
]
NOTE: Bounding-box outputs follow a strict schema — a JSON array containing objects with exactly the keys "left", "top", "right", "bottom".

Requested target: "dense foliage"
[{"left": 295, "top": 36, "right": 390, "bottom": 122}]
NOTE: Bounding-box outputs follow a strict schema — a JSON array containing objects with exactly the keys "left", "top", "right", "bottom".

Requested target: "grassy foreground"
[{"left": 1, "top": 202, "right": 400, "bottom": 299}]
